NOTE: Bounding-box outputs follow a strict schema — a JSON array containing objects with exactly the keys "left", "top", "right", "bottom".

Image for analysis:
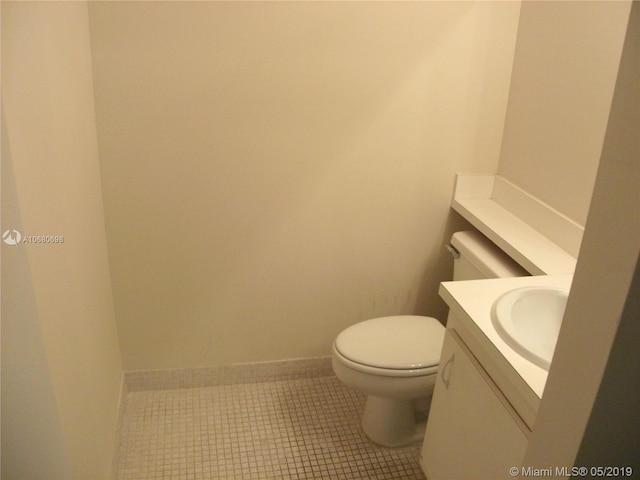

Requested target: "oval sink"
[{"left": 491, "top": 286, "right": 569, "bottom": 370}]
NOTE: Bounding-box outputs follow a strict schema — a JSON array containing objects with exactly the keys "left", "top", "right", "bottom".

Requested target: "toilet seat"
[{"left": 334, "top": 316, "right": 444, "bottom": 378}]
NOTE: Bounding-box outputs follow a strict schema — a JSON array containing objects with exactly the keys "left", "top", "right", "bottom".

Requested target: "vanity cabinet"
[{"left": 420, "top": 329, "right": 529, "bottom": 480}]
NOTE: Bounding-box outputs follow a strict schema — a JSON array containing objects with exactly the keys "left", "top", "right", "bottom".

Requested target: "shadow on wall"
[
  {"left": 412, "top": 209, "right": 475, "bottom": 323},
  {"left": 1, "top": 109, "right": 72, "bottom": 479}
]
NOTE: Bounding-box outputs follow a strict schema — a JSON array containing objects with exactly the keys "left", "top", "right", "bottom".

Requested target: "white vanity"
[{"left": 420, "top": 175, "right": 579, "bottom": 479}]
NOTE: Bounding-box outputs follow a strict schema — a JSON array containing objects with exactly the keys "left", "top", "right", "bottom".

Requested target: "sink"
[{"left": 491, "top": 286, "right": 569, "bottom": 370}]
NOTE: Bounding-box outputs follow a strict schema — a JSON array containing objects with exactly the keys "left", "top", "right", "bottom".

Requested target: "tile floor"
[{"left": 116, "top": 375, "right": 426, "bottom": 479}]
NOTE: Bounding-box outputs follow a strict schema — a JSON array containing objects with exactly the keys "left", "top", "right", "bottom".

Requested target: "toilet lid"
[{"left": 334, "top": 316, "right": 445, "bottom": 370}]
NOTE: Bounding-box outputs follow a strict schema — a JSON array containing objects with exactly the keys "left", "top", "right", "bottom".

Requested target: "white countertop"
[
  {"left": 439, "top": 274, "right": 573, "bottom": 429},
  {"left": 452, "top": 175, "right": 581, "bottom": 275}
]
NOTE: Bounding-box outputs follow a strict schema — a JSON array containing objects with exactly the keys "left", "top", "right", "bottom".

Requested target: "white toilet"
[{"left": 332, "top": 230, "right": 528, "bottom": 447}]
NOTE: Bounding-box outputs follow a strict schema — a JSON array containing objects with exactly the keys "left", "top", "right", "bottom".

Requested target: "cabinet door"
[{"left": 420, "top": 330, "right": 528, "bottom": 480}]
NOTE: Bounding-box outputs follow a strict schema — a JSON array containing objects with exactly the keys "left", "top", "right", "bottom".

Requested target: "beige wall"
[
  {"left": 1, "top": 2, "right": 123, "bottom": 478},
  {"left": 498, "top": 0, "right": 631, "bottom": 226},
  {"left": 524, "top": 1, "right": 637, "bottom": 469},
  {"left": 89, "top": 1, "right": 520, "bottom": 370}
]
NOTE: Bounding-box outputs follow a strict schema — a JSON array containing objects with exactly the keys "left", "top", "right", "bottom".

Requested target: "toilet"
[{"left": 332, "top": 230, "right": 529, "bottom": 447}]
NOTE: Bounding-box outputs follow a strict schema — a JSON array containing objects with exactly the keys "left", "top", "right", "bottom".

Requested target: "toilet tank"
[{"left": 449, "top": 231, "right": 529, "bottom": 281}]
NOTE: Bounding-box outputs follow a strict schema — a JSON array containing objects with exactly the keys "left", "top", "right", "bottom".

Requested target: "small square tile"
[{"left": 117, "top": 368, "right": 425, "bottom": 479}]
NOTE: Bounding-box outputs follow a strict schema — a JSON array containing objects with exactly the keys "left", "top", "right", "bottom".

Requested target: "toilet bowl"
[
  {"left": 332, "top": 315, "right": 445, "bottom": 447},
  {"left": 332, "top": 231, "right": 529, "bottom": 447}
]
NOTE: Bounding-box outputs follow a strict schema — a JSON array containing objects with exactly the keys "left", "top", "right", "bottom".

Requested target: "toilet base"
[{"left": 361, "top": 395, "right": 429, "bottom": 447}]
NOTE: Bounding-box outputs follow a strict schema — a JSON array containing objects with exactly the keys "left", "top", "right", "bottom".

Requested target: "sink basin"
[{"left": 491, "top": 286, "right": 569, "bottom": 370}]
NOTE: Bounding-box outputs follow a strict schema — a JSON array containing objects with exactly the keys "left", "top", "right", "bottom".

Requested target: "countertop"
[{"left": 439, "top": 273, "right": 573, "bottom": 430}]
